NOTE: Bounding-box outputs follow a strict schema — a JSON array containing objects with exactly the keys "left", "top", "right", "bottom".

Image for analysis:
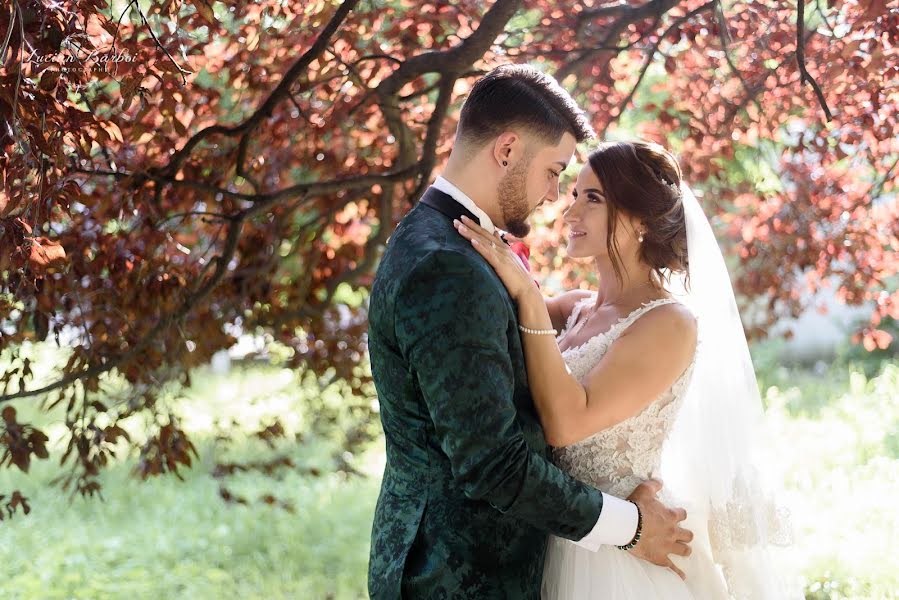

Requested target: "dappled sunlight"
[
  {"left": 763, "top": 364, "right": 899, "bottom": 597},
  {"left": 175, "top": 365, "right": 300, "bottom": 436},
  {"left": 0, "top": 0, "right": 893, "bottom": 598},
  {"left": 0, "top": 367, "right": 382, "bottom": 598}
]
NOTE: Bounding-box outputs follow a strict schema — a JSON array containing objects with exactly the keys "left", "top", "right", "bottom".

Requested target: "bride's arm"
[
  {"left": 517, "top": 287, "right": 697, "bottom": 447},
  {"left": 453, "top": 216, "right": 697, "bottom": 446}
]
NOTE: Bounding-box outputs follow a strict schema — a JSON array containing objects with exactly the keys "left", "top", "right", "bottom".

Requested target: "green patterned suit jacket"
[{"left": 367, "top": 187, "right": 605, "bottom": 599}]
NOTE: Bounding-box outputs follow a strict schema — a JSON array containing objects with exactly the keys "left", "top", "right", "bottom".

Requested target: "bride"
[{"left": 455, "top": 140, "right": 795, "bottom": 599}]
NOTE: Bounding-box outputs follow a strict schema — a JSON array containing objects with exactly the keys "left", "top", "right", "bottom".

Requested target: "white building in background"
[
  {"left": 767, "top": 292, "right": 874, "bottom": 364},
  {"left": 741, "top": 269, "right": 877, "bottom": 364}
]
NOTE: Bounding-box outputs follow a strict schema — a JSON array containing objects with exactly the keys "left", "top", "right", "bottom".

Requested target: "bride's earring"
[{"left": 638, "top": 231, "right": 645, "bottom": 243}]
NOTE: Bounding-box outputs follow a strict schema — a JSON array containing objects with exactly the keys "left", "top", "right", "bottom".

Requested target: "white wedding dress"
[{"left": 541, "top": 295, "right": 733, "bottom": 600}]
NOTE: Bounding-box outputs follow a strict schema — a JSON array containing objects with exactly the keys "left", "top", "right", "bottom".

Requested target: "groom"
[{"left": 367, "top": 65, "right": 690, "bottom": 598}]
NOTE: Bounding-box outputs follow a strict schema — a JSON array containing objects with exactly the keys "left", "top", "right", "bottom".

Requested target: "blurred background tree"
[{"left": 0, "top": 0, "right": 895, "bottom": 516}]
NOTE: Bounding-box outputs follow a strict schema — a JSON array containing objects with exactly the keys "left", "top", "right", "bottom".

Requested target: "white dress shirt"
[
  {"left": 433, "top": 176, "right": 497, "bottom": 235},
  {"left": 432, "top": 175, "right": 640, "bottom": 550}
]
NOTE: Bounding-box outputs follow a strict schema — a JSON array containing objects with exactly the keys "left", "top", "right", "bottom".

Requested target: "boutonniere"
[
  {"left": 509, "top": 240, "right": 530, "bottom": 270},
  {"left": 506, "top": 238, "right": 540, "bottom": 290}
]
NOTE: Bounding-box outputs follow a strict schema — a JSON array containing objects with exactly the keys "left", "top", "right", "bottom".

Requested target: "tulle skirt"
[{"left": 541, "top": 496, "right": 732, "bottom": 600}]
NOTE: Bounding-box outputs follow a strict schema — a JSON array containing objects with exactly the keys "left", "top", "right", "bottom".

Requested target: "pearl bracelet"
[{"left": 517, "top": 324, "right": 558, "bottom": 336}]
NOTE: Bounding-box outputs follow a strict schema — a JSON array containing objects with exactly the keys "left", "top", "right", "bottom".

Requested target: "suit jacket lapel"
[
  {"left": 419, "top": 187, "right": 511, "bottom": 246},
  {"left": 419, "top": 186, "right": 479, "bottom": 224}
]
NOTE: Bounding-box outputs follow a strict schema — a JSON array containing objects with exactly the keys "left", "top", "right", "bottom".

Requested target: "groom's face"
[{"left": 497, "top": 131, "right": 577, "bottom": 238}]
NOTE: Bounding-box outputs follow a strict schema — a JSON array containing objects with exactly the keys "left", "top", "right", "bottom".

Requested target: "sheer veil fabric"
[
  {"left": 540, "top": 183, "right": 800, "bottom": 599},
  {"left": 659, "top": 183, "right": 799, "bottom": 598}
]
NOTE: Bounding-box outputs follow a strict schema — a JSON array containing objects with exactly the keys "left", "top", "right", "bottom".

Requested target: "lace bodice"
[{"left": 551, "top": 295, "right": 697, "bottom": 499}]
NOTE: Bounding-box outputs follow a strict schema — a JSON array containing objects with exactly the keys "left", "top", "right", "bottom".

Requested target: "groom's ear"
[{"left": 493, "top": 131, "right": 522, "bottom": 169}]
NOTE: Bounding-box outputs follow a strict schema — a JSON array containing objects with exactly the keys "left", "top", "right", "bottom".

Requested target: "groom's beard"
[{"left": 498, "top": 157, "right": 532, "bottom": 238}]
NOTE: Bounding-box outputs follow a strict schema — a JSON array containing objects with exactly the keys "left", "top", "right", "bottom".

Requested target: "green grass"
[
  {"left": 0, "top": 436, "right": 380, "bottom": 599},
  {"left": 0, "top": 360, "right": 382, "bottom": 600},
  {"left": 1, "top": 346, "right": 898, "bottom": 599},
  {"left": 763, "top": 362, "right": 899, "bottom": 599}
]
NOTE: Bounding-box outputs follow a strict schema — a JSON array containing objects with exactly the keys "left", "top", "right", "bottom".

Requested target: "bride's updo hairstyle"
[{"left": 586, "top": 140, "right": 689, "bottom": 287}]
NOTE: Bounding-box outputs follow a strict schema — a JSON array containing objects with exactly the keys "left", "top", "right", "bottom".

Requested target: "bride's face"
[{"left": 563, "top": 165, "right": 641, "bottom": 259}]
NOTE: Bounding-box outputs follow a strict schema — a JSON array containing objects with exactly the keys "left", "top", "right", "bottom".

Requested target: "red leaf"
[
  {"left": 194, "top": 0, "right": 217, "bottom": 25},
  {"left": 27, "top": 237, "right": 67, "bottom": 269}
]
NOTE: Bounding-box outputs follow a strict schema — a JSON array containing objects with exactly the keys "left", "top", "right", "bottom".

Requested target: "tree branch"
[
  {"left": 129, "top": 0, "right": 191, "bottom": 86},
  {"left": 0, "top": 213, "right": 242, "bottom": 403},
  {"left": 723, "top": 19, "right": 818, "bottom": 127},
  {"left": 613, "top": 1, "right": 716, "bottom": 120},
  {"left": 557, "top": 0, "right": 680, "bottom": 81},
  {"left": 71, "top": 163, "right": 421, "bottom": 206},
  {"left": 375, "top": 0, "right": 522, "bottom": 98},
  {"left": 407, "top": 76, "right": 457, "bottom": 204},
  {"left": 869, "top": 156, "right": 899, "bottom": 201},
  {"left": 796, "top": 0, "right": 833, "bottom": 122},
  {"left": 163, "top": 0, "right": 361, "bottom": 182},
  {"left": 3, "top": 0, "right": 524, "bottom": 403}
]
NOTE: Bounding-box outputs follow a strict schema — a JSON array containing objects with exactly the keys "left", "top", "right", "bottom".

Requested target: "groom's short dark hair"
[{"left": 456, "top": 64, "right": 595, "bottom": 149}]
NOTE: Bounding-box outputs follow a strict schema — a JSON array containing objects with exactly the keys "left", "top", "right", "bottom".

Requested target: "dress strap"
[
  {"left": 559, "top": 295, "right": 684, "bottom": 341},
  {"left": 611, "top": 298, "right": 682, "bottom": 339}
]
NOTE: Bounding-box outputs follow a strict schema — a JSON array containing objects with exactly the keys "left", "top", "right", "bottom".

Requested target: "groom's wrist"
[
  {"left": 598, "top": 493, "right": 640, "bottom": 547},
  {"left": 571, "top": 493, "right": 639, "bottom": 552},
  {"left": 617, "top": 501, "right": 643, "bottom": 551}
]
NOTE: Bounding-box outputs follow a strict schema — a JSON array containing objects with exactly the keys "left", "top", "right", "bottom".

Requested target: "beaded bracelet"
[
  {"left": 617, "top": 502, "right": 643, "bottom": 551},
  {"left": 517, "top": 324, "right": 558, "bottom": 336}
]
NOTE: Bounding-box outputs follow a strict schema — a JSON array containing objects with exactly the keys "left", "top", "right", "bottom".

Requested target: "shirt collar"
[{"left": 433, "top": 175, "right": 496, "bottom": 235}]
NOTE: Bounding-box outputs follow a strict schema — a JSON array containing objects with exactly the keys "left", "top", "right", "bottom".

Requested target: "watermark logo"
[
  {"left": 25, "top": 47, "right": 138, "bottom": 72},
  {"left": 24, "top": 35, "right": 143, "bottom": 91}
]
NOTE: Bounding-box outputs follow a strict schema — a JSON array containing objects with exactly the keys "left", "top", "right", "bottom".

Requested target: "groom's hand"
[{"left": 626, "top": 479, "right": 693, "bottom": 579}]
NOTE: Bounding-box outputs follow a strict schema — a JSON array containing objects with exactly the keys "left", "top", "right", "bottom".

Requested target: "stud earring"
[{"left": 502, "top": 160, "right": 508, "bottom": 166}]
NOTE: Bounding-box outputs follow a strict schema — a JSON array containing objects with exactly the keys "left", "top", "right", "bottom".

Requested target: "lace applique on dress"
[{"left": 552, "top": 296, "right": 697, "bottom": 499}]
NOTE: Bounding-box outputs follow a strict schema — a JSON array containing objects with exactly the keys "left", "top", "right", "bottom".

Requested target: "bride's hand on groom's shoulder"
[
  {"left": 627, "top": 479, "right": 693, "bottom": 580},
  {"left": 454, "top": 216, "right": 536, "bottom": 302}
]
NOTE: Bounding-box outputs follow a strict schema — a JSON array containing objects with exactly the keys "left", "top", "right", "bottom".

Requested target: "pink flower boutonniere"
[
  {"left": 509, "top": 240, "right": 540, "bottom": 289},
  {"left": 509, "top": 241, "right": 530, "bottom": 269}
]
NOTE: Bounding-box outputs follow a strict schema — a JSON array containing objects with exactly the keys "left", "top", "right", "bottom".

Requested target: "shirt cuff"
[{"left": 572, "top": 493, "right": 639, "bottom": 552}]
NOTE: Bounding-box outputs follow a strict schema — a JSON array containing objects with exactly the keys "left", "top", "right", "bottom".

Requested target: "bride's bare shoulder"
[
  {"left": 546, "top": 289, "right": 595, "bottom": 331},
  {"left": 624, "top": 301, "right": 698, "bottom": 358}
]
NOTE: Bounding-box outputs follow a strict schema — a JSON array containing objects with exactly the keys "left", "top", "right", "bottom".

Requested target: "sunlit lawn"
[
  {"left": 0, "top": 354, "right": 382, "bottom": 600},
  {"left": 1, "top": 343, "right": 897, "bottom": 599}
]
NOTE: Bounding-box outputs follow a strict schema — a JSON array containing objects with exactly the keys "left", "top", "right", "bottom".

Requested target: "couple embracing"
[{"left": 367, "top": 64, "right": 794, "bottom": 599}]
